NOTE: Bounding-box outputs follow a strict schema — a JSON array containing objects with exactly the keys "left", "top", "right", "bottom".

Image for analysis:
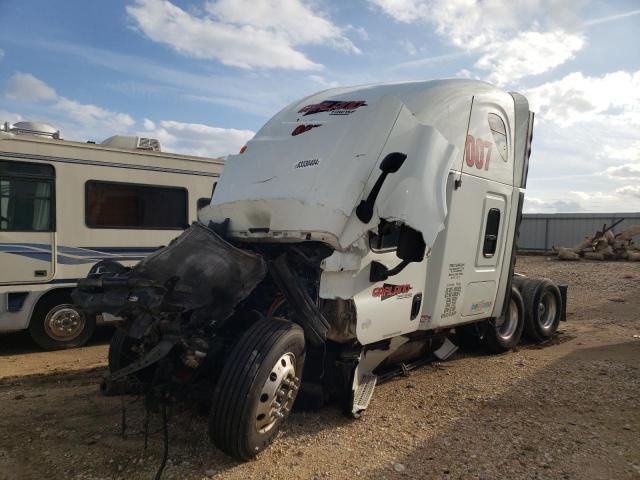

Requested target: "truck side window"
[
  {"left": 488, "top": 114, "right": 508, "bottom": 162},
  {"left": 369, "top": 220, "right": 401, "bottom": 252},
  {"left": 85, "top": 181, "right": 187, "bottom": 229},
  {"left": 482, "top": 208, "right": 501, "bottom": 257},
  {"left": 0, "top": 160, "right": 54, "bottom": 232}
]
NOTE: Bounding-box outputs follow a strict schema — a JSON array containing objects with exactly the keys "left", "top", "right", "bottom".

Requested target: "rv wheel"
[
  {"left": 483, "top": 287, "right": 525, "bottom": 353},
  {"left": 520, "top": 278, "right": 562, "bottom": 342},
  {"left": 29, "top": 291, "right": 96, "bottom": 350},
  {"left": 209, "top": 317, "right": 305, "bottom": 460}
]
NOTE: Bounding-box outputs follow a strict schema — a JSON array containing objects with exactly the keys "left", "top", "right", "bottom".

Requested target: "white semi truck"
[{"left": 74, "top": 79, "right": 566, "bottom": 462}]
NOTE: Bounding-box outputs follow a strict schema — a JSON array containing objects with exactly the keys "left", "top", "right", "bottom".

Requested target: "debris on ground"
[{"left": 553, "top": 221, "right": 640, "bottom": 261}]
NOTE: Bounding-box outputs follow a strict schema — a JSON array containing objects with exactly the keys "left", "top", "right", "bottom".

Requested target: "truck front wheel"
[{"left": 209, "top": 317, "right": 305, "bottom": 460}]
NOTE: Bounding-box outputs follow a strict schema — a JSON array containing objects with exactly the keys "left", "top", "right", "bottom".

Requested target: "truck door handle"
[{"left": 410, "top": 293, "right": 422, "bottom": 320}]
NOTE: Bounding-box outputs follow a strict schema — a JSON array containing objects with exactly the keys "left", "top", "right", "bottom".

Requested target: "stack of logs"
[{"left": 553, "top": 222, "right": 640, "bottom": 261}]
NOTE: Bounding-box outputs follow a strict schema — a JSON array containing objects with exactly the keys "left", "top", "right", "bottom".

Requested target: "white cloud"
[
  {"left": 523, "top": 69, "right": 640, "bottom": 213},
  {"left": 0, "top": 110, "right": 23, "bottom": 124},
  {"left": 127, "top": 0, "right": 358, "bottom": 70},
  {"left": 6, "top": 72, "right": 57, "bottom": 100},
  {"left": 53, "top": 97, "right": 135, "bottom": 130},
  {"left": 4, "top": 72, "right": 135, "bottom": 138},
  {"left": 616, "top": 185, "right": 640, "bottom": 198},
  {"left": 476, "top": 31, "right": 584, "bottom": 85},
  {"left": 207, "top": 0, "right": 359, "bottom": 54},
  {"left": 0, "top": 49, "right": 4, "bottom": 62},
  {"left": 524, "top": 188, "right": 640, "bottom": 213},
  {"left": 143, "top": 118, "right": 156, "bottom": 130},
  {"left": 523, "top": 197, "right": 584, "bottom": 213},
  {"left": 369, "top": 0, "right": 586, "bottom": 84},
  {"left": 142, "top": 119, "right": 254, "bottom": 157},
  {"left": 526, "top": 70, "right": 640, "bottom": 127},
  {"left": 606, "top": 163, "right": 640, "bottom": 180},
  {"left": 601, "top": 142, "right": 640, "bottom": 162}
]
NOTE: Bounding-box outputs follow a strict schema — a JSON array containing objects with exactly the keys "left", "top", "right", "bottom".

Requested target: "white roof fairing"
[{"left": 201, "top": 79, "right": 507, "bottom": 250}]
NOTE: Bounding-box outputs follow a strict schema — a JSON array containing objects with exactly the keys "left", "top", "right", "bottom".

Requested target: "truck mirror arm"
[
  {"left": 369, "top": 259, "right": 410, "bottom": 282},
  {"left": 356, "top": 152, "right": 407, "bottom": 224}
]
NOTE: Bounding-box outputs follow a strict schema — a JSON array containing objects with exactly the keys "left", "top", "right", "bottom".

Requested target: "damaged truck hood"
[{"left": 200, "top": 80, "right": 491, "bottom": 250}]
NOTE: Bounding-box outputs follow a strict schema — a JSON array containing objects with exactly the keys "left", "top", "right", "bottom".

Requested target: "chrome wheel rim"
[
  {"left": 255, "top": 352, "right": 299, "bottom": 434},
  {"left": 497, "top": 298, "right": 519, "bottom": 340},
  {"left": 538, "top": 292, "right": 557, "bottom": 330},
  {"left": 44, "top": 304, "right": 85, "bottom": 341}
]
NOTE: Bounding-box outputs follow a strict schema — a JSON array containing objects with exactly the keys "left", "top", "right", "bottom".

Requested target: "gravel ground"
[{"left": 0, "top": 255, "right": 638, "bottom": 480}]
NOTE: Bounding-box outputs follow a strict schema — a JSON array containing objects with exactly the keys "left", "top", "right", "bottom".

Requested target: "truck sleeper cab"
[{"left": 77, "top": 79, "right": 564, "bottom": 462}]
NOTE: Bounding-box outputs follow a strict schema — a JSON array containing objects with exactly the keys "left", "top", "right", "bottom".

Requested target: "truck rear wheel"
[
  {"left": 209, "top": 317, "right": 305, "bottom": 460},
  {"left": 29, "top": 291, "right": 96, "bottom": 350},
  {"left": 520, "top": 278, "right": 562, "bottom": 342},
  {"left": 483, "top": 287, "right": 525, "bottom": 353}
]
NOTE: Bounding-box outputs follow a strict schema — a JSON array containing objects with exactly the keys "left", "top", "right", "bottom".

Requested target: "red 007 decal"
[{"left": 465, "top": 135, "right": 493, "bottom": 170}]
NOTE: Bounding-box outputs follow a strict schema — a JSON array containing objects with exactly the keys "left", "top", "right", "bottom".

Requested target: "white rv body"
[
  {"left": 0, "top": 124, "right": 223, "bottom": 347},
  {"left": 201, "top": 79, "right": 533, "bottom": 346}
]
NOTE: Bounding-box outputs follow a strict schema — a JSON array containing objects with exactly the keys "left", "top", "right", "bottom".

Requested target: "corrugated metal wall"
[{"left": 518, "top": 213, "right": 640, "bottom": 251}]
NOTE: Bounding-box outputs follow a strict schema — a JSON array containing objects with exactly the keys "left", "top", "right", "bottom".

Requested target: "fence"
[{"left": 518, "top": 213, "right": 640, "bottom": 251}]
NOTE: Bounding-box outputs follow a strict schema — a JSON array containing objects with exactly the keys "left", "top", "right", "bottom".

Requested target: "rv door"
[{"left": 0, "top": 160, "right": 56, "bottom": 284}]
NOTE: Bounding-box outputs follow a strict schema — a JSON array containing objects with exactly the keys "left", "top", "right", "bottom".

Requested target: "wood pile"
[{"left": 553, "top": 222, "right": 640, "bottom": 261}]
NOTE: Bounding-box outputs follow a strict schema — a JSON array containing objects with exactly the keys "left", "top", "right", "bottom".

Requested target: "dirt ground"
[{"left": 0, "top": 255, "right": 638, "bottom": 480}]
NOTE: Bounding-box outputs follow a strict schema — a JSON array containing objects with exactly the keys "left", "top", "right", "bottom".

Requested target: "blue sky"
[{"left": 0, "top": 0, "right": 639, "bottom": 212}]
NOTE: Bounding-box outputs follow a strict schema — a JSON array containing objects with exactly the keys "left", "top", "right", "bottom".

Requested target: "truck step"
[{"left": 353, "top": 374, "right": 377, "bottom": 413}]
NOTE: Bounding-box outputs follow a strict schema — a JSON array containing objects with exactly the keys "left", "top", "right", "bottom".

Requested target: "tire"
[
  {"left": 511, "top": 275, "right": 526, "bottom": 292},
  {"left": 29, "top": 291, "right": 96, "bottom": 350},
  {"left": 108, "top": 329, "right": 139, "bottom": 373},
  {"left": 209, "top": 318, "right": 305, "bottom": 460},
  {"left": 454, "top": 322, "right": 485, "bottom": 351},
  {"left": 482, "top": 287, "right": 525, "bottom": 353},
  {"left": 520, "top": 278, "right": 562, "bottom": 342}
]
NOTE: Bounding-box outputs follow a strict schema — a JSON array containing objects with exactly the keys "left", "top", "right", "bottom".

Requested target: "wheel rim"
[
  {"left": 497, "top": 298, "right": 519, "bottom": 340},
  {"left": 538, "top": 291, "right": 557, "bottom": 330},
  {"left": 255, "top": 352, "right": 299, "bottom": 434},
  {"left": 44, "top": 304, "right": 86, "bottom": 342}
]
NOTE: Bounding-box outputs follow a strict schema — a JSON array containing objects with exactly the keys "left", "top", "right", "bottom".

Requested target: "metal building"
[{"left": 518, "top": 212, "right": 640, "bottom": 251}]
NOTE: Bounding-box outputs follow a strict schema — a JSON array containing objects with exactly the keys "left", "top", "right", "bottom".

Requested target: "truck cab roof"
[{"left": 201, "top": 79, "right": 527, "bottom": 251}]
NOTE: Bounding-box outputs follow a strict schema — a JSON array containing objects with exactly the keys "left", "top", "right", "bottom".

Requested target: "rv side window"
[
  {"left": 85, "top": 181, "right": 187, "bottom": 229},
  {"left": 0, "top": 160, "right": 54, "bottom": 232},
  {"left": 369, "top": 220, "right": 401, "bottom": 252}
]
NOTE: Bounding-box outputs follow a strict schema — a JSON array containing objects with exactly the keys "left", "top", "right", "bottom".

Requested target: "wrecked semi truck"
[{"left": 74, "top": 79, "right": 565, "bottom": 461}]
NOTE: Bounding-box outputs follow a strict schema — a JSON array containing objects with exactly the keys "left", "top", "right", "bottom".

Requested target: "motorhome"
[
  {"left": 74, "top": 79, "right": 566, "bottom": 462},
  {"left": 0, "top": 121, "right": 223, "bottom": 349}
]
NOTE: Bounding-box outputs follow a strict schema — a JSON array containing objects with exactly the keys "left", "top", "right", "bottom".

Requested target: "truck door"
[
  {"left": 457, "top": 94, "right": 514, "bottom": 319},
  {"left": 0, "top": 160, "right": 56, "bottom": 284},
  {"left": 353, "top": 222, "right": 429, "bottom": 345},
  {"left": 422, "top": 92, "right": 515, "bottom": 329}
]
